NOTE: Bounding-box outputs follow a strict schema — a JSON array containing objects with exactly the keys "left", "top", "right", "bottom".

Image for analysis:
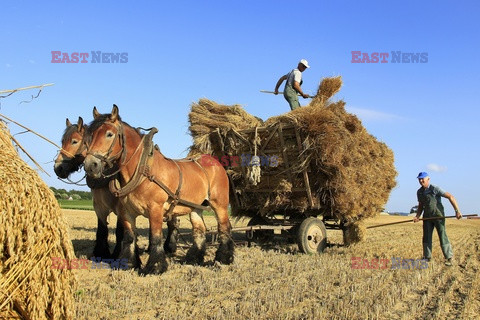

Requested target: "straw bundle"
[
  {"left": 0, "top": 120, "right": 76, "bottom": 319},
  {"left": 343, "top": 221, "right": 367, "bottom": 245},
  {"left": 188, "top": 77, "right": 397, "bottom": 244},
  {"left": 188, "top": 99, "right": 263, "bottom": 156}
]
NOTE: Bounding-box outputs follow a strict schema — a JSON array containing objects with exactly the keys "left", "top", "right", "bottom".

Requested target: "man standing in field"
[
  {"left": 274, "top": 59, "right": 310, "bottom": 110},
  {"left": 413, "top": 172, "right": 462, "bottom": 266}
]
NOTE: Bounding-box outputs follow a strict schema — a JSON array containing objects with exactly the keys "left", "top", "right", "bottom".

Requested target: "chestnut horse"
[
  {"left": 83, "top": 105, "right": 234, "bottom": 274},
  {"left": 54, "top": 117, "right": 180, "bottom": 259}
]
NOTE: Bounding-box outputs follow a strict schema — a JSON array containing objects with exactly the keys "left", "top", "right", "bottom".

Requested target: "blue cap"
[{"left": 417, "top": 172, "right": 429, "bottom": 179}]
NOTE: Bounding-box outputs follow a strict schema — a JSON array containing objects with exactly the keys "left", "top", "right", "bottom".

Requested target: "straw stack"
[
  {"left": 188, "top": 77, "right": 397, "bottom": 244},
  {"left": 0, "top": 120, "right": 76, "bottom": 319},
  {"left": 188, "top": 98, "right": 263, "bottom": 156}
]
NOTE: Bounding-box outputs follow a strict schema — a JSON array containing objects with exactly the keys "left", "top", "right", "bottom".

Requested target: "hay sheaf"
[
  {"left": 188, "top": 77, "right": 397, "bottom": 225},
  {"left": 188, "top": 99, "right": 263, "bottom": 157},
  {"left": 343, "top": 221, "right": 367, "bottom": 245},
  {"left": 0, "top": 120, "right": 77, "bottom": 319}
]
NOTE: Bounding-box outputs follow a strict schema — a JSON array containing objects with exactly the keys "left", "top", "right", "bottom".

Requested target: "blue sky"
[{"left": 2, "top": 0, "right": 479, "bottom": 214}]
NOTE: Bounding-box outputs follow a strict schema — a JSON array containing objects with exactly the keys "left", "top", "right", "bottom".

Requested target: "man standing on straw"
[
  {"left": 274, "top": 59, "right": 310, "bottom": 110},
  {"left": 413, "top": 172, "right": 462, "bottom": 266}
]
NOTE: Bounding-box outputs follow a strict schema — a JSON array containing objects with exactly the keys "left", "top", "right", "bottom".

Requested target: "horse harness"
[{"left": 101, "top": 126, "right": 211, "bottom": 220}]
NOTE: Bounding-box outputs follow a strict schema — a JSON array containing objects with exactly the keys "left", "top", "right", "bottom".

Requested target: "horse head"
[
  {"left": 84, "top": 104, "right": 128, "bottom": 179},
  {"left": 54, "top": 116, "right": 87, "bottom": 178}
]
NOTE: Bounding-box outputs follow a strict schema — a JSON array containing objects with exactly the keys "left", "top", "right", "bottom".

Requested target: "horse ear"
[
  {"left": 66, "top": 118, "right": 72, "bottom": 127},
  {"left": 93, "top": 106, "right": 100, "bottom": 119},
  {"left": 93, "top": 107, "right": 101, "bottom": 119},
  {"left": 111, "top": 104, "right": 119, "bottom": 122},
  {"left": 77, "top": 117, "right": 84, "bottom": 132}
]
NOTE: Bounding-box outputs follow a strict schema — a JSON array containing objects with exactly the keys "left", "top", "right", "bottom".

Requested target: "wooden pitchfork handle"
[
  {"left": 366, "top": 214, "right": 478, "bottom": 229},
  {"left": 260, "top": 90, "right": 314, "bottom": 98}
]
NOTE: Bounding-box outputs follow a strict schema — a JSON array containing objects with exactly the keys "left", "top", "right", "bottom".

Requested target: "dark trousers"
[{"left": 422, "top": 219, "right": 453, "bottom": 259}]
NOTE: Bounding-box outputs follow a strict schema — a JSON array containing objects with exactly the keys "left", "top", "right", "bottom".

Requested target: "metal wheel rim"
[{"left": 305, "top": 225, "right": 324, "bottom": 251}]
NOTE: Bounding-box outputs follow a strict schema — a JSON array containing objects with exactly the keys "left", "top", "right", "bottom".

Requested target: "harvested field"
[{"left": 67, "top": 209, "right": 480, "bottom": 319}]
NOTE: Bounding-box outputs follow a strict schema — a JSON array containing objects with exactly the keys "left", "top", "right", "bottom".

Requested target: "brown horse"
[
  {"left": 54, "top": 117, "right": 124, "bottom": 259},
  {"left": 83, "top": 105, "right": 234, "bottom": 274},
  {"left": 54, "top": 117, "right": 180, "bottom": 259}
]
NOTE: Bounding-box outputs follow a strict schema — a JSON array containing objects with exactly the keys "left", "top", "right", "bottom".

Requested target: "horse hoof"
[
  {"left": 163, "top": 242, "right": 177, "bottom": 255},
  {"left": 141, "top": 261, "right": 168, "bottom": 275},
  {"left": 127, "top": 261, "right": 140, "bottom": 270},
  {"left": 214, "top": 253, "right": 234, "bottom": 265},
  {"left": 184, "top": 255, "right": 205, "bottom": 266},
  {"left": 116, "top": 253, "right": 141, "bottom": 270},
  {"left": 215, "top": 239, "right": 235, "bottom": 265},
  {"left": 111, "top": 247, "right": 121, "bottom": 260},
  {"left": 184, "top": 246, "right": 206, "bottom": 265},
  {"left": 92, "top": 246, "right": 112, "bottom": 260}
]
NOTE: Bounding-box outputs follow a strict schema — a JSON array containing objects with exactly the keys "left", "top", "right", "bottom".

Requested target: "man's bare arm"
[
  {"left": 274, "top": 75, "right": 287, "bottom": 94},
  {"left": 413, "top": 202, "right": 424, "bottom": 222},
  {"left": 293, "top": 81, "right": 309, "bottom": 98},
  {"left": 443, "top": 192, "right": 462, "bottom": 219}
]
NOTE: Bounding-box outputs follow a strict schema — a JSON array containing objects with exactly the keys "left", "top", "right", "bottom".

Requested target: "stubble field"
[{"left": 63, "top": 209, "right": 480, "bottom": 320}]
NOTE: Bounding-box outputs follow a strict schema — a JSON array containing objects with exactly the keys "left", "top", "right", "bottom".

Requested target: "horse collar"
[{"left": 109, "top": 128, "right": 156, "bottom": 197}]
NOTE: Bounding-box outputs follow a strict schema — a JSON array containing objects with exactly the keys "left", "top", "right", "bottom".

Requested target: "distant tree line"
[{"left": 50, "top": 187, "right": 92, "bottom": 200}]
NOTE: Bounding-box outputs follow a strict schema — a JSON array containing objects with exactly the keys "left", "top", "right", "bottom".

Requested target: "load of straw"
[
  {"left": 188, "top": 77, "right": 397, "bottom": 244},
  {"left": 189, "top": 99, "right": 263, "bottom": 156},
  {"left": 0, "top": 120, "right": 76, "bottom": 319}
]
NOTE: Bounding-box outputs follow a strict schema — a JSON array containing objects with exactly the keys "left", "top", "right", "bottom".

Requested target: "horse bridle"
[
  {"left": 55, "top": 128, "right": 89, "bottom": 185},
  {"left": 87, "top": 121, "right": 148, "bottom": 179},
  {"left": 55, "top": 128, "right": 88, "bottom": 170},
  {"left": 86, "top": 122, "right": 127, "bottom": 175}
]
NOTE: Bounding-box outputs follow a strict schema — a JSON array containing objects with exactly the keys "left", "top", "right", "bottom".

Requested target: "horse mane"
[
  {"left": 86, "top": 113, "right": 120, "bottom": 136},
  {"left": 85, "top": 113, "right": 144, "bottom": 144},
  {"left": 62, "top": 123, "right": 88, "bottom": 145}
]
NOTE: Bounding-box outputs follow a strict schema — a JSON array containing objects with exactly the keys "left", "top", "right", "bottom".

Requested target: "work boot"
[{"left": 445, "top": 258, "right": 453, "bottom": 266}]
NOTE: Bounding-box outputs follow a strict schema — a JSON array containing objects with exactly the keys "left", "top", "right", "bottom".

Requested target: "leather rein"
[{"left": 88, "top": 122, "right": 211, "bottom": 218}]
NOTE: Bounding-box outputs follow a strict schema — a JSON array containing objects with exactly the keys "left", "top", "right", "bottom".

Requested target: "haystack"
[
  {"left": 0, "top": 120, "right": 76, "bottom": 319},
  {"left": 188, "top": 77, "right": 397, "bottom": 244}
]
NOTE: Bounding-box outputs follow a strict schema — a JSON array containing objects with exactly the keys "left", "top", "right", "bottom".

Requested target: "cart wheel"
[
  {"left": 246, "top": 216, "right": 273, "bottom": 243},
  {"left": 296, "top": 217, "right": 327, "bottom": 254}
]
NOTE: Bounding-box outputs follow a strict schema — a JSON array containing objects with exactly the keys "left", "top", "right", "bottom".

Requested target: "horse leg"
[
  {"left": 184, "top": 209, "right": 207, "bottom": 265},
  {"left": 163, "top": 217, "right": 180, "bottom": 254},
  {"left": 92, "top": 191, "right": 113, "bottom": 259},
  {"left": 210, "top": 202, "right": 234, "bottom": 265},
  {"left": 142, "top": 207, "right": 168, "bottom": 275},
  {"left": 118, "top": 215, "right": 141, "bottom": 270},
  {"left": 112, "top": 215, "right": 124, "bottom": 259},
  {"left": 93, "top": 217, "right": 111, "bottom": 259}
]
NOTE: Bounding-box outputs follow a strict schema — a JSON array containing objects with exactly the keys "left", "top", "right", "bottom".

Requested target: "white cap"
[{"left": 299, "top": 59, "right": 310, "bottom": 68}]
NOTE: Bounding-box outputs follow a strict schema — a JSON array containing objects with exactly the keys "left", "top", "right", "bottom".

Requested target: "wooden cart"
[{"left": 209, "top": 122, "right": 342, "bottom": 254}]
